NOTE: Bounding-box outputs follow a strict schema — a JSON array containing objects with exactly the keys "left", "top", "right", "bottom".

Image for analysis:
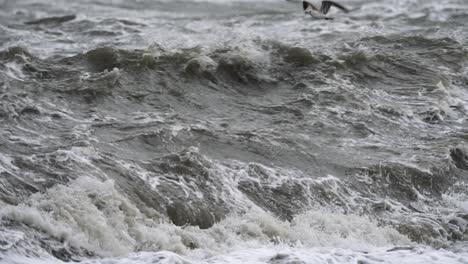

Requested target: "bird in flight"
[{"left": 302, "top": 1, "right": 350, "bottom": 20}]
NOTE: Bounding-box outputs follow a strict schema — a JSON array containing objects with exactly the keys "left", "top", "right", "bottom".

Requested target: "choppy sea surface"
[{"left": 1, "top": 0, "right": 468, "bottom": 263}]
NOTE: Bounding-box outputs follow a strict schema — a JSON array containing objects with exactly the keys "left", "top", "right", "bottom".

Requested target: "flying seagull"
[{"left": 302, "top": 0, "right": 349, "bottom": 20}]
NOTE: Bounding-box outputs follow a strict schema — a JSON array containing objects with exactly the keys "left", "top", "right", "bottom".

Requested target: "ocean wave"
[
  {"left": 2, "top": 0, "right": 468, "bottom": 262},
  {"left": 0, "top": 176, "right": 413, "bottom": 261}
]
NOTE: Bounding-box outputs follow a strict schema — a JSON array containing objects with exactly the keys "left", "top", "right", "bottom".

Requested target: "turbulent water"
[{"left": 1, "top": 0, "right": 468, "bottom": 263}]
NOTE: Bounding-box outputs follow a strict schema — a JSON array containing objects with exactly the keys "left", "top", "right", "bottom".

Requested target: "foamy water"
[{"left": 1, "top": 0, "right": 468, "bottom": 263}]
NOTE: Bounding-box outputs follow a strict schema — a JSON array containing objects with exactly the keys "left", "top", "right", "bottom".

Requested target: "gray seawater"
[{"left": 1, "top": 0, "right": 468, "bottom": 263}]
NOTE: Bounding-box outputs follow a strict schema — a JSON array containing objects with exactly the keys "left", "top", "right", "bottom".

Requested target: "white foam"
[
  {"left": 2, "top": 62, "right": 26, "bottom": 81},
  {"left": 4, "top": 245, "right": 468, "bottom": 264},
  {"left": 443, "top": 192, "right": 468, "bottom": 213},
  {"left": 209, "top": 246, "right": 468, "bottom": 264},
  {"left": 79, "top": 68, "right": 121, "bottom": 91},
  {"left": 0, "top": 175, "right": 412, "bottom": 259}
]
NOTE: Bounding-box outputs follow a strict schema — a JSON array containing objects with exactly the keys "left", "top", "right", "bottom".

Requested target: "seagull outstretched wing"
[
  {"left": 320, "top": 1, "right": 349, "bottom": 14},
  {"left": 303, "top": 0, "right": 318, "bottom": 12}
]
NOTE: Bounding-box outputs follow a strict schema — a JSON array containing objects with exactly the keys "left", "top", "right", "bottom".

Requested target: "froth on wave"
[{"left": 0, "top": 176, "right": 412, "bottom": 261}]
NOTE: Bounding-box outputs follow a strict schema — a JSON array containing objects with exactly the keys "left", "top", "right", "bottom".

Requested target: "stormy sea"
[{"left": 0, "top": 0, "right": 468, "bottom": 263}]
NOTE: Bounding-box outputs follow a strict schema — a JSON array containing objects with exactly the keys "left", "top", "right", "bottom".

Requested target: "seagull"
[{"left": 302, "top": 0, "right": 350, "bottom": 20}]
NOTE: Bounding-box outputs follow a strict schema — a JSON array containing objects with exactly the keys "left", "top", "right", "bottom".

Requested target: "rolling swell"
[{"left": 1, "top": 29, "right": 468, "bottom": 262}]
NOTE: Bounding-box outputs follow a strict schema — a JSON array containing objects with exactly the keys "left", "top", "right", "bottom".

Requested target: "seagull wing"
[
  {"left": 303, "top": 0, "right": 319, "bottom": 13},
  {"left": 320, "top": 1, "right": 349, "bottom": 14}
]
